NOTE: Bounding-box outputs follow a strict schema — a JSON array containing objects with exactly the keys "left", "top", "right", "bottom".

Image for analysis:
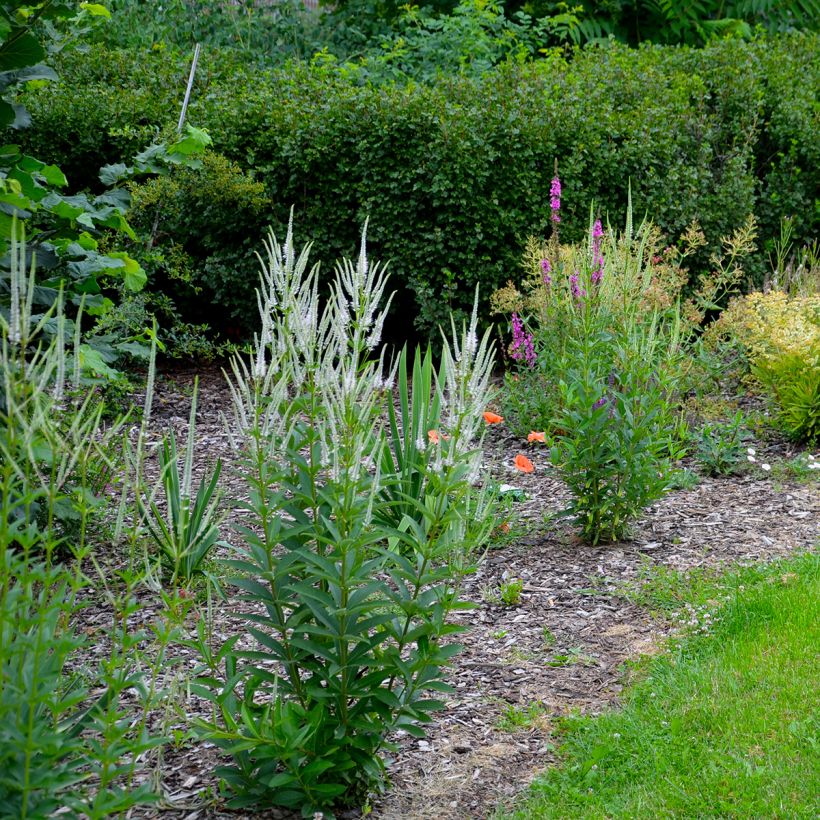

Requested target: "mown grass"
[{"left": 503, "top": 551, "right": 819, "bottom": 819}]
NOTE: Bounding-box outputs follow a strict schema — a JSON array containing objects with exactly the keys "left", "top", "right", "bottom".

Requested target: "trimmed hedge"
[{"left": 20, "top": 35, "right": 819, "bottom": 336}]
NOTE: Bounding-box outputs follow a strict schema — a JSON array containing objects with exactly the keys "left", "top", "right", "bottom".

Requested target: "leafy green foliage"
[
  {"left": 561, "top": 0, "right": 820, "bottom": 46},
  {"left": 496, "top": 701, "right": 547, "bottom": 732},
  {"left": 550, "top": 328, "right": 678, "bottom": 544},
  {"left": 91, "top": 0, "right": 820, "bottom": 68},
  {"left": 379, "top": 346, "right": 443, "bottom": 528},
  {"left": 707, "top": 289, "right": 819, "bottom": 445},
  {"left": 770, "top": 451, "right": 820, "bottom": 483},
  {"left": 96, "top": 0, "right": 332, "bottom": 63},
  {"left": 752, "top": 352, "right": 820, "bottom": 445},
  {"left": 694, "top": 410, "right": 751, "bottom": 475},
  {"left": 0, "top": 5, "right": 214, "bottom": 370},
  {"left": 0, "top": 3, "right": 142, "bottom": 295},
  {"left": 0, "top": 552, "right": 164, "bottom": 820},
  {"left": 0, "top": 226, "right": 126, "bottom": 533},
  {"left": 499, "top": 577, "right": 524, "bottom": 606}
]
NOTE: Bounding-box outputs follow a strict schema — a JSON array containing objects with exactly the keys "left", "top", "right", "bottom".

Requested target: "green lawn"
[{"left": 504, "top": 552, "right": 819, "bottom": 819}]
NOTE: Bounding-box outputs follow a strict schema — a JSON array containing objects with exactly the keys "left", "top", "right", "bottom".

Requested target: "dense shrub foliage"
[
  {"left": 20, "top": 34, "right": 819, "bottom": 336},
  {"left": 710, "top": 289, "right": 820, "bottom": 444}
]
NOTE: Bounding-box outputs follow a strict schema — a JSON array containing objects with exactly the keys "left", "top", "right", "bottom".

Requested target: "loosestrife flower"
[
  {"left": 541, "top": 258, "right": 552, "bottom": 288},
  {"left": 550, "top": 176, "right": 561, "bottom": 224},
  {"left": 483, "top": 411, "right": 504, "bottom": 424},
  {"left": 592, "top": 396, "right": 608, "bottom": 410},
  {"left": 514, "top": 454, "right": 535, "bottom": 473},
  {"left": 510, "top": 312, "right": 536, "bottom": 368},
  {"left": 591, "top": 219, "right": 604, "bottom": 285}
]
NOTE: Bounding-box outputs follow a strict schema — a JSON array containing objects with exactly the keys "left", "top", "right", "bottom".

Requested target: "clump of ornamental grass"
[{"left": 191, "top": 214, "right": 497, "bottom": 816}]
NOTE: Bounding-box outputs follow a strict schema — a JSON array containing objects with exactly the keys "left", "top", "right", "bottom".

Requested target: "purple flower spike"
[
  {"left": 591, "top": 218, "right": 604, "bottom": 286},
  {"left": 510, "top": 312, "right": 537, "bottom": 368},
  {"left": 570, "top": 270, "right": 582, "bottom": 300},
  {"left": 592, "top": 396, "right": 608, "bottom": 410},
  {"left": 550, "top": 176, "right": 561, "bottom": 224},
  {"left": 541, "top": 258, "right": 552, "bottom": 287}
]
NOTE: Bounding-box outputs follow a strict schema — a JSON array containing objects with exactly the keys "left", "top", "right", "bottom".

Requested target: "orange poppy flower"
[
  {"left": 514, "top": 454, "right": 535, "bottom": 473},
  {"left": 527, "top": 431, "right": 546, "bottom": 443},
  {"left": 427, "top": 429, "right": 440, "bottom": 444},
  {"left": 483, "top": 411, "right": 504, "bottom": 424}
]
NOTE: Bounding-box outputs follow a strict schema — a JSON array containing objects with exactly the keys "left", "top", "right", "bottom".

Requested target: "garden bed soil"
[{"left": 91, "top": 366, "right": 817, "bottom": 819}]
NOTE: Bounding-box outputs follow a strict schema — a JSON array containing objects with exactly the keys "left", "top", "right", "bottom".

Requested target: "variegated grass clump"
[
  {"left": 194, "top": 215, "right": 498, "bottom": 816},
  {"left": 1, "top": 225, "right": 123, "bottom": 537}
]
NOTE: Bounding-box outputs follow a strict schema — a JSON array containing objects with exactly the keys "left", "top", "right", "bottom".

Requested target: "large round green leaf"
[{"left": 0, "top": 32, "right": 46, "bottom": 71}]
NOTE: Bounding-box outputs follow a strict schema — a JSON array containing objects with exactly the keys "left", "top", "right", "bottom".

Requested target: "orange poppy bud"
[
  {"left": 514, "top": 454, "right": 535, "bottom": 473},
  {"left": 527, "top": 431, "right": 546, "bottom": 443},
  {"left": 483, "top": 411, "right": 504, "bottom": 424}
]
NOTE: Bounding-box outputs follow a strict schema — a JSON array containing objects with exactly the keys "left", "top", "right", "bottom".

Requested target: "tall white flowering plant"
[{"left": 193, "top": 216, "right": 497, "bottom": 815}]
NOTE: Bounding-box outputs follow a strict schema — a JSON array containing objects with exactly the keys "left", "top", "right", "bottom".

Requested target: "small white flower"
[
  {"left": 761, "top": 463, "right": 771, "bottom": 472},
  {"left": 747, "top": 447, "right": 756, "bottom": 456},
  {"left": 747, "top": 455, "right": 756, "bottom": 463}
]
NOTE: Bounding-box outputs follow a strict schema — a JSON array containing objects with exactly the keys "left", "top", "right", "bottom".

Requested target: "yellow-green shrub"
[{"left": 710, "top": 291, "right": 820, "bottom": 444}]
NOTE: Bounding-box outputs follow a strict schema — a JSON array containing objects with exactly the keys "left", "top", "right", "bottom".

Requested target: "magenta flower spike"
[
  {"left": 541, "top": 258, "right": 552, "bottom": 287},
  {"left": 550, "top": 176, "right": 561, "bottom": 224},
  {"left": 591, "top": 218, "right": 604, "bottom": 285},
  {"left": 511, "top": 312, "right": 537, "bottom": 368}
]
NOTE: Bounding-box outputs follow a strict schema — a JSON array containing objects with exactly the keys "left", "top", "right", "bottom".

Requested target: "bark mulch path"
[{"left": 97, "top": 366, "right": 817, "bottom": 819}]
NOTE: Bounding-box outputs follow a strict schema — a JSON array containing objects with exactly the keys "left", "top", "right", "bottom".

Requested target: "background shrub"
[
  {"left": 127, "top": 151, "right": 269, "bottom": 332},
  {"left": 19, "top": 34, "right": 819, "bottom": 338}
]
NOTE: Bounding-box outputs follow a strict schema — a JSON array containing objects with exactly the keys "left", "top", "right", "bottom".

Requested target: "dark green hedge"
[{"left": 20, "top": 35, "right": 819, "bottom": 336}]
